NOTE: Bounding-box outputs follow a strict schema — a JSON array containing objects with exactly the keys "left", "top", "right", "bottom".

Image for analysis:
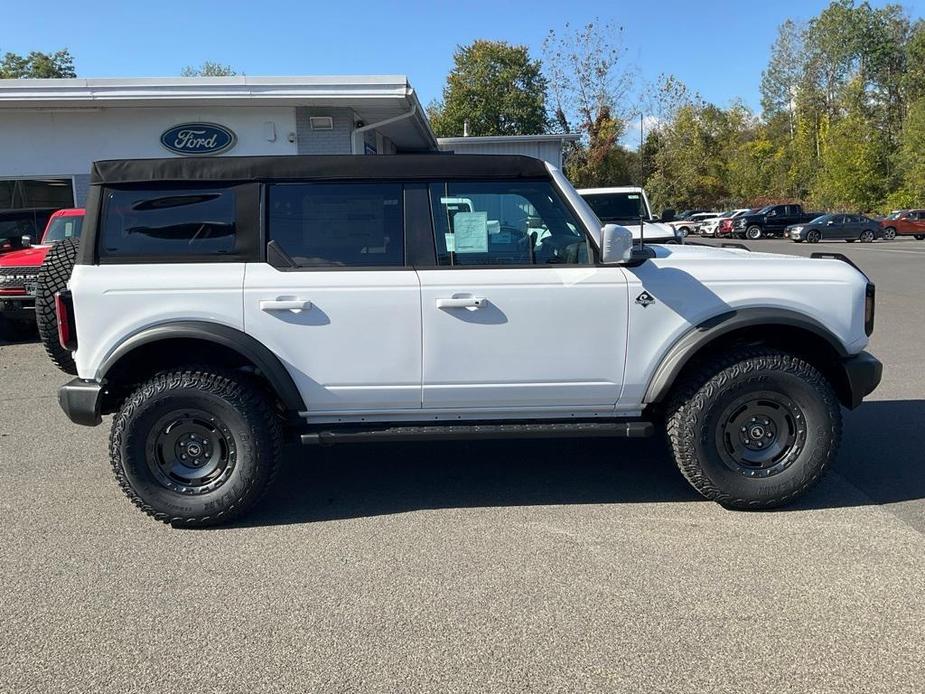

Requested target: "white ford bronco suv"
[{"left": 42, "top": 154, "right": 882, "bottom": 526}]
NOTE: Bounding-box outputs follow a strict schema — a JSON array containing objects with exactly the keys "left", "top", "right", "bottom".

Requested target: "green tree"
[
  {"left": 0, "top": 49, "right": 75, "bottom": 78},
  {"left": 889, "top": 96, "right": 925, "bottom": 207},
  {"left": 428, "top": 40, "right": 547, "bottom": 137},
  {"left": 543, "top": 21, "right": 638, "bottom": 186},
  {"left": 812, "top": 81, "right": 891, "bottom": 210},
  {"left": 180, "top": 61, "right": 237, "bottom": 77},
  {"left": 761, "top": 19, "right": 805, "bottom": 139}
]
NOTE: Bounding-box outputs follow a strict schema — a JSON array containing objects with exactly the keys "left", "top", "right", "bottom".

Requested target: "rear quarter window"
[{"left": 99, "top": 186, "right": 249, "bottom": 261}]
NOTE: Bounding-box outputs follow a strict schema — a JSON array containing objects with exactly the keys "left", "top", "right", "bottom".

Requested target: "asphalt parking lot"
[{"left": 1, "top": 238, "right": 923, "bottom": 693}]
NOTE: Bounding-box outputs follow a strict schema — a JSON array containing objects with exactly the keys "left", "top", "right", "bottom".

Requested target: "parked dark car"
[
  {"left": 0, "top": 208, "right": 57, "bottom": 254},
  {"left": 787, "top": 214, "right": 881, "bottom": 243},
  {"left": 732, "top": 204, "right": 822, "bottom": 239}
]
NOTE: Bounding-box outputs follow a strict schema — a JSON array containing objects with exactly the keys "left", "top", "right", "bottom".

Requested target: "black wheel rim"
[
  {"left": 808, "top": 231, "right": 820, "bottom": 242},
  {"left": 145, "top": 409, "right": 236, "bottom": 494},
  {"left": 715, "top": 391, "right": 807, "bottom": 478}
]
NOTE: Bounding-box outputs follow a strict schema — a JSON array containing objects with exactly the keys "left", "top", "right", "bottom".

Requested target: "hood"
[
  {"left": 0, "top": 244, "right": 51, "bottom": 268},
  {"left": 646, "top": 243, "right": 810, "bottom": 262}
]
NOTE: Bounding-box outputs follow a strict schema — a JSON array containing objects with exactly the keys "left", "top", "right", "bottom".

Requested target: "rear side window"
[
  {"left": 100, "top": 187, "right": 238, "bottom": 259},
  {"left": 267, "top": 183, "right": 404, "bottom": 268}
]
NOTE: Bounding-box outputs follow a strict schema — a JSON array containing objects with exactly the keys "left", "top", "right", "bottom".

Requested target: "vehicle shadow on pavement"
[
  {"left": 234, "top": 400, "right": 925, "bottom": 527},
  {"left": 789, "top": 399, "right": 925, "bottom": 512},
  {"left": 239, "top": 436, "right": 701, "bottom": 526}
]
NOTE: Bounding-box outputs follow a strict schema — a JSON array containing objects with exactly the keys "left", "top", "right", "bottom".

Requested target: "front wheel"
[
  {"left": 677, "top": 226, "right": 690, "bottom": 237},
  {"left": 915, "top": 235, "right": 925, "bottom": 240},
  {"left": 882, "top": 227, "right": 896, "bottom": 241},
  {"left": 666, "top": 348, "right": 841, "bottom": 509},
  {"left": 806, "top": 230, "right": 821, "bottom": 243},
  {"left": 745, "top": 226, "right": 762, "bottom": 240},
  {"left": 109, "top": 367, "right": 282, "bottom": 526}
]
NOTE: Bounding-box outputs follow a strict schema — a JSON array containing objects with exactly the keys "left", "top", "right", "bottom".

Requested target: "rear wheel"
[
  {"left": 677, "top": 226, "right": 690, "bottom": 237},
  {"left": 806, "top": 230, "right": 821, "bottom": 243},
  {"left": 35, "top": 237, "right": 80, "bottom": 374},
  {"left": 916, "top": 234, "right": 925, "bottom": 241},
  {"left": 666, "top": 348, "right": 841, "bottom": 509},
  {"left": 882, "top": 227, "right": 896, "bottom": 241},
  {"left": 859, "top": 229, "right": 875, "bottom": 243},
  {"left": 745, "top": 226, "right": 762, "bottom": 240},
  {"left": 110, "top": 367, "right": 282, "bottom": 526}
]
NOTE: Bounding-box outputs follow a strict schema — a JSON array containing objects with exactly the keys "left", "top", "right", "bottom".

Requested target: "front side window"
[
  {"left": 100, "top": 187, "right": 237, "bottom": 259},
  {"left": 43, "top": 215, "right": 83, "bottom": 243},
  {"left": 430, "top": 181, "right": 588, "bottom": 266},
  {"left": 267, "top": 183, "right": 403, "bottom": 268}
]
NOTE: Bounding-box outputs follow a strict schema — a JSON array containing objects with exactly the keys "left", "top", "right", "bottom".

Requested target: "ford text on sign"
[{"left": 160, "top": 123, "right": 236, "bottom": 155}]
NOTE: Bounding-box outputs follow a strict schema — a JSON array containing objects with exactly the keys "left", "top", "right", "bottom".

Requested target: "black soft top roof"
[{"left": 90, "top": 154, "right": 550, "bottom": 185}]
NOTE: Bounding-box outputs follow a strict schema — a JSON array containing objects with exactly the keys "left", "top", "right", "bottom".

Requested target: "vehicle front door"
[
  {"left": 417, "top": 180, "right": 629, "bottom": 413},
  {"left": 765, "top": 206, "right": 788, "bottom": 233},
  {"left": 243, "top": 182, "right": 422, "bottom": 414}
]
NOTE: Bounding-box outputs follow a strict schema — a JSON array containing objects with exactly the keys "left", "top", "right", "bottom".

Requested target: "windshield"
[
  {"left": 582, "top": 192, "right": 649, "bottom": 222},
  {"left": 808, "top": 214, "right": 830, "bottom": 224},
  {"left": 43, "top": 215, "right": 83, "bottom": 243},
  {"left": 756, "top": 205, "right": 775, "bottom": 215}
]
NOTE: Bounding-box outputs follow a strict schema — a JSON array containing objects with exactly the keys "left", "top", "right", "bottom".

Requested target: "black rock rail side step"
[{"left": 301, "top": 420, "right": 654, "bottom": 446}]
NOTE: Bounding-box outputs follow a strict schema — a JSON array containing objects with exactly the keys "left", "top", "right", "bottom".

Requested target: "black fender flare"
[
  {"left": 97, "top": 321, "right": 306, "bottom": 412},
  {"left": 644, "top": 308, "right": 850, "bottom": 404}
]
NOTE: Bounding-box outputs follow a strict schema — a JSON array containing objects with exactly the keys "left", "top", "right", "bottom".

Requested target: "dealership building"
[{"left": 0, "top": 75, "right": 576, "bottom": 210}]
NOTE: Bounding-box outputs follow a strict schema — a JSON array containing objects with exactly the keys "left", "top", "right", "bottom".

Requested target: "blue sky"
[{"left": 2, "top": 0, "right": 921, "bottom": 117}]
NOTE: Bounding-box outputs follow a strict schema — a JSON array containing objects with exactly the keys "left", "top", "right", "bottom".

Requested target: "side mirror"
[
  {"left": 660, "top": 209, "right": 675, "bottom": 223},
  {"left": 21, "top": 235, "right": 32, "bottom": 247},
  {"left": 601, "top": 224, "right": 634, "bottom": 264}
]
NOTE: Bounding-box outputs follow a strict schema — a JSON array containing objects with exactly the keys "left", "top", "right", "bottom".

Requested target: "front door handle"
[
  {"left": 435, "top": 297, "right": 486, "bottom": 309},
  {"left": 260, "top": 299, "right": 312, "bottom": 312}
]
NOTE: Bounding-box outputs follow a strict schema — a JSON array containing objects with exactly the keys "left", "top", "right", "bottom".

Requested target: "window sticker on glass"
[
  {"left": 445, "top": 233, "right": 456, "bottom": 252},
  {"left": 452, "top": 211, "right": 489, "bottom": 253}
]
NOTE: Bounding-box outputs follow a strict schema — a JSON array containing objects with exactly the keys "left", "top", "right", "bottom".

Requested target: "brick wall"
[{"left": 295, "top": 107, "right": 354, "bottom": 154}]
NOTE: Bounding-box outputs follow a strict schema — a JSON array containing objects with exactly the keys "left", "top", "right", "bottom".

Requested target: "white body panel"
[
  {"left": 242, "top": 264, "right": 421, "bottom": 412},
  {"left": 618, "top": 245, "right": 870, "bottom": 404},
  {"left": 417, "top": 266, "right": 629, "bottom": 410},
  {"left": 70, "top": 263, "right": 246, "bottom": 380}
]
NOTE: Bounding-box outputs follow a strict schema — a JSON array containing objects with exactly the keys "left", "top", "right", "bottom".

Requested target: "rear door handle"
[
  {"left": 435, "top": 297, "right": 485, "bottom": 309},
  {"left": 260, "top": 299, "right": 312, "bottom": 312}
]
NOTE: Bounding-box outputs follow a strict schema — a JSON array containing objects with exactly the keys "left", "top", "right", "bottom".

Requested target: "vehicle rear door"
[
  {"left": 824, "top": 215, "right": 845, "bottom": 239},
  {"left": 243, "top": 182, "right": 422, "bottom": 415},
  {"left": 416, "top": 180, "right": 628, "bottom": 413}
]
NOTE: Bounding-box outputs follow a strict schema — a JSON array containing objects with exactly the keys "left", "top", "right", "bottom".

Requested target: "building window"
[{"left": 0, "top": 178, "right": 74, "bottom": 209}]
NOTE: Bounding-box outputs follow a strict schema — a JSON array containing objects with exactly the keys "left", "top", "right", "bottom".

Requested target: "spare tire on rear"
[{"left": 36, "top": 237, "right": 80, "bottom": 375}]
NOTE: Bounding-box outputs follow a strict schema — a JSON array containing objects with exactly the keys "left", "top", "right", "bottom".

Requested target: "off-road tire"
[
  {"left": 745, "top": 226, "right": 762, "bottom": 240},
  {"left": 110, "top": 367, "right": 282, "bottom": 526},
  {"left": 665, "top": 348, "right": 842, "bottom": 509},
  {"left": 35, "top": 237, "right": 80, "bottom": 374}
]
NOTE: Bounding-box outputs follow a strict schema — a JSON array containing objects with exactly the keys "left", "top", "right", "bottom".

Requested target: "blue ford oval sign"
[{"left": 160, "top": 122, "right": 237, "bottom": 156}]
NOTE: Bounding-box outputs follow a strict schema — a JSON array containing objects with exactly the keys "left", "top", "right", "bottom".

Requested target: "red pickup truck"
[{"left": 0, "top": 208, "right": 84, "bottom": 338}]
